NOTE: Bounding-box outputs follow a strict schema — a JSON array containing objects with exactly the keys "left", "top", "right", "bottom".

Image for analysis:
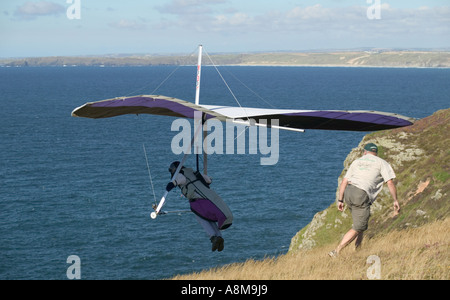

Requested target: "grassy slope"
[
  {"left": 172, "top": 218, "right": 449, "bottom": 280},
  {"left": 171, "top": 108, "right": 450, "bottom": 280}
]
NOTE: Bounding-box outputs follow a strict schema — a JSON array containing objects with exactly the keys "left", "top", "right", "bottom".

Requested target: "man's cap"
[{"left": 364, "top": 143, "right": 378, "bottom": 153}]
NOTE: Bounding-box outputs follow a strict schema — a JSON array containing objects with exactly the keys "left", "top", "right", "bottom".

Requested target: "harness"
[{"left": 180, "top": 168, "right": 210, "bottom": 200}]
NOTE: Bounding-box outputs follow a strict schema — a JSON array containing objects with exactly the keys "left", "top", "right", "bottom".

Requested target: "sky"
[{"left": 1, "top": 0, "right": 449, "bottom": 57}]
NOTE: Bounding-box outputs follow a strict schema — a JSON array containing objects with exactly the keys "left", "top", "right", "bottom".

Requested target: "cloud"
[
  {"left": 155, "top": 0, "right": 228, "bottom": 15},
  {"left": 187, "top": 3, "right": 450, "bottom": 41},
  {"left": 109, "top": 19, "right": 146, "bottom": 30},
  {"left": 152, "top": 0, "right": 231, "bottom": 33},
  {"left": 214, "top": 12, "right": 250, "bottom": 27},
  {"left": 286, "top": 4, "right": 331, "bottom": 20},
  {"left": 14, "top": 1, "right": 65, "bottom": 20},
  {"left": 146, "top": 2, "right": 450, "bottom": 50}
]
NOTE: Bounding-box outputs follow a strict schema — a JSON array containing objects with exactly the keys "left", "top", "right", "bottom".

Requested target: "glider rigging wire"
[
  {"left": 204, "top": 48, "right": 253, "bottom": 141},
  {"left": 148, "top": 46, "right": 199, "bottom": 95},
  {"left": 124, "top": 47, "right": 199, "bottom": 97},
  {"left": 221, "top": 66, "right": 277, "bottom": 109},
  {"left": 142, "top": 144, "right": 157, "bottom": 208},
  {"left": 204, "top": 49, "right": 249, "bottom": 122}
]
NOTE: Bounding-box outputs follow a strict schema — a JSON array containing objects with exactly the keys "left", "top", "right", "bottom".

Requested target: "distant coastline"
[{"left": 2, "top": 50, "right": 450, "bottom": 68}]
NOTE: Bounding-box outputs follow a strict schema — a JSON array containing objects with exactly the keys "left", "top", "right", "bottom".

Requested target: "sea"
[{"left": 0, "top": 65, "right": 449, "bottom": 280}]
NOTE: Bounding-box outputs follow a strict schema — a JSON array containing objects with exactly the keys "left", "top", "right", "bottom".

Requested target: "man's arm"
[
  {"left": 386, "top": 179, "right": 400, "bottom": 214},
  {"left": 166, "top": 174, "right": 186, "bottom": 192},
  {"left": 337, "top": 177, "right": 348, "bottom": 211}
]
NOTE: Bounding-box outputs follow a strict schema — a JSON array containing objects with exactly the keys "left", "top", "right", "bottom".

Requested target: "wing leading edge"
[
  {"left": 71, "top": 95, "right": 224, "bottom": 120},
  {"left": 71, "top": 95, "right": 415, "bottom": 132}
]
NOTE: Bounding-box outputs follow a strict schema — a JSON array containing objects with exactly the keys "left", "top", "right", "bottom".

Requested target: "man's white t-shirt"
[{"left": 344, "top": 154, "right": 395, "bottom": 203}]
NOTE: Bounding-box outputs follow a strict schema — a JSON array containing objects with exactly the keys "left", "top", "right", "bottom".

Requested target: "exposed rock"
[{"left": 289, "top": 108, "right": 450, "bottom": 252}]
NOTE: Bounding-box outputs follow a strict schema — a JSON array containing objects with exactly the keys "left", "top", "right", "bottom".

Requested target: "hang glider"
[
  {"left": 71, "top": 94, "right": 415, "bottom": 132},
  {"left": 71, "top": 45, "right": 415, "bottom": 220}
]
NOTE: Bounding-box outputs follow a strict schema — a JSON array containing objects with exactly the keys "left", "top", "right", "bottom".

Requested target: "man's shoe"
[
  {"left": 328, "top": 250, "right": 337, "bottom": 258},
  {"left": 210, "top": 236, "right": 224, "bottom": 252},
  {"left": 211, "top": 236, "right": 218, "bottom": 251},
  {"left": 216, "top": 236, "right": 224, "bottom": 252}
]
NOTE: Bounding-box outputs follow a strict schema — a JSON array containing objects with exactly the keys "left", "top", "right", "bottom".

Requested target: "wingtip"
[{"left": 71, "top": 104, "right": 85, "bottom": 117}]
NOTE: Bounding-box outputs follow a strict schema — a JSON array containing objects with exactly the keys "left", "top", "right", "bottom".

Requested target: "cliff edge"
[{"left": 289, "top": 108, "right": 450, "bottom": 252}]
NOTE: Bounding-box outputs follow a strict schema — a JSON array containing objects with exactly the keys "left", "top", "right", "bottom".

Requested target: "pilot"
[{"left": 165, "top": 161, "right": 233, "bottom": 252}]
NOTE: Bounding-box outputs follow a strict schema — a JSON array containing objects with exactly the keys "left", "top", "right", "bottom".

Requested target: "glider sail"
[{"left": 72, "top": 94, "right": 415, "bottom": 132}]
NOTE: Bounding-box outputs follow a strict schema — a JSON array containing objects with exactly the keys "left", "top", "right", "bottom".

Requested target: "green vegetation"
[{"left": 434, "top": 171, "right": 450, "bottom": 183}]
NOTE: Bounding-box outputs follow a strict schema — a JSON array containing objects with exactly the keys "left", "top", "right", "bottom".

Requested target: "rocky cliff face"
[{"left": 289, "top": 108, "right": 450, "bottom": 252}]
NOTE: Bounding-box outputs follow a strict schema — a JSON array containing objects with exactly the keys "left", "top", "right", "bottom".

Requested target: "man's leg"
[
  {"left": 330, "top": 185, "right": 368, "bottom": 257},
  {"left": 336, "top": 228, "right": 360, "bottom": 254},
  {"left": 354, "top": 231, "right": 364, "bottom": 250},
  {"left": 195, "top": 214, "right": 221, "bottom": 237},
  {"left": 194, "top": 215, "right": 224, "bottom": 252}
]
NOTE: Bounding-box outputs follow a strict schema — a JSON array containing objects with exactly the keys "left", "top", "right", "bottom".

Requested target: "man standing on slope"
[{"left": 329, "top": 143, "right": 400, "bottom": 257}]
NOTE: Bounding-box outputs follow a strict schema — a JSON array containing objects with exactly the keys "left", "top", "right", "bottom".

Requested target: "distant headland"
[{"left": 1, "top": 50, "right": 450, "bottom": 68}]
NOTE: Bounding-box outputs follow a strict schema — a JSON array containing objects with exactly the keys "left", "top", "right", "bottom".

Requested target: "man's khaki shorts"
[{"left": 344, "top": 184, "right": 371, "bottom": 232}]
